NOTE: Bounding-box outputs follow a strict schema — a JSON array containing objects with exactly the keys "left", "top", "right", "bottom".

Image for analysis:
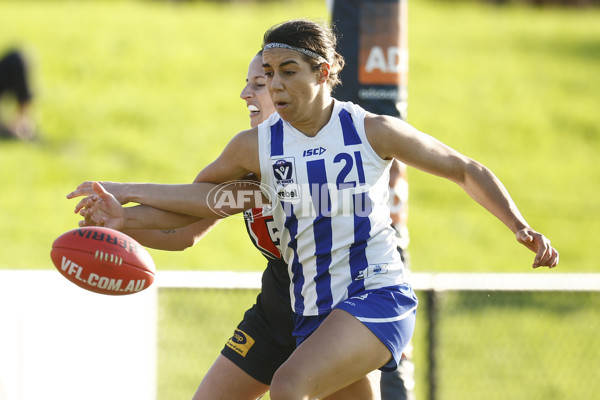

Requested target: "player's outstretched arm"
[
  {"left": 74, "top": 182, "right": 202, "bottom": 230},
  {"left": 72, "top": 181, "right": 259, "bottom": 219},
  {"left": 68, "top": 181, "right": 225, "bottom": 215},
  {"left": 367, "top": 115, "right": 559, "bottom": 269},
  {"left": 70, "top": 182, "right": 222, "bottom": 250},
  {"left": 515, "top": 227, "right": 559, "bottom": 268},
  {"left": 67, "top": 181, "right": 135, "bottom": 204},
  {"left": 74, "top": 182, "right": 125, "bottom": 229},
  {"left": 124, "top": 219, "right": 221, "bottom": 251}
]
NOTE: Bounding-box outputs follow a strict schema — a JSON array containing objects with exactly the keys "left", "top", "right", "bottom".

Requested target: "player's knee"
[
  {"left": 268, "top": 382, "right": 296, "bottom": 400},
  {"left": 269, "top": 368, "right": 311, "bottom": 400},
  {"left": 269, "top": 376, "right": 300, "bottom": 400}
]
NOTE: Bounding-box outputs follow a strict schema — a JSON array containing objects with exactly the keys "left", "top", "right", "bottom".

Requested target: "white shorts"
[{"left": 293, "top": 283, "right": 418, "bottom": 372}]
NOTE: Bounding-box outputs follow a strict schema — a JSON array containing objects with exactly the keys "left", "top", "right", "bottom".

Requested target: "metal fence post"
[{"left": 426, "top": 289, "right": 440, "bottom": 400}]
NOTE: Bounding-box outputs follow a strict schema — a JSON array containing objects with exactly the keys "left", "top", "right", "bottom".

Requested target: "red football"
[{"left": 50, "top": 226, "right": 156, "bottom": 295}]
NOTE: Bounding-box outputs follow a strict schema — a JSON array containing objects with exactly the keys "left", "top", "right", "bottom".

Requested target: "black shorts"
[
  {"left": 221, "top": 257, "right": 295, "bottom": 385},
  {"left": 220, "top": 248, "right": 409, "bottom": 384}
]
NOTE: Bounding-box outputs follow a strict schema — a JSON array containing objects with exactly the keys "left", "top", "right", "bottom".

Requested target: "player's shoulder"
[
  {"left": 364, "top": 113, "right": 394, "bottom": 145},
  {"left": 233, "top": 126, "right": 258, "bottom": 140},
  {"left": 227, "top": 127, "right": 259, "bottom": 152},
  {"left": 364, "top": 113, "right": 415, "bottom": 160},
  {"left": 364, "top": 112, "right": 407, "bottom": 131},
  {"left": 217, "top": 128, "right": 261, "bottom": 177}
]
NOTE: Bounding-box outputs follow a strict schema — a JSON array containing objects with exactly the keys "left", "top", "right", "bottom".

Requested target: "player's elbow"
[
  {"left": 172, "top": 236, "right": 201, "bottom": 251},
  {"left": 154, "top": 234, "right": 199, "bottom": 251},
  {"left": 449, "top": 157, "right": 486, "bottom": 186},
  {"left": 454, "top": 158, "right": 499, "bottom": 197}
]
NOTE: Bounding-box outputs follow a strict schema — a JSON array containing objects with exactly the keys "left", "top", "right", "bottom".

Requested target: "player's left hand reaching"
[
  {"left": 67, "top": 181, "right": 130, "bottom": 204},
  {"left": 515, "top": 227, "right": 559, "bottom": 269},
  {"left": 70, "top": 182, "right": 125, "bottom": 230}
]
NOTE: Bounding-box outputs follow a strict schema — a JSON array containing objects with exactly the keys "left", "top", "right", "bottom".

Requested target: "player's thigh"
[
  {"left": 270, "top": 309, "right": 390, "bottom": 400},
  {"left": 193, "top": 354, "right": 269, "bottom": 400}
]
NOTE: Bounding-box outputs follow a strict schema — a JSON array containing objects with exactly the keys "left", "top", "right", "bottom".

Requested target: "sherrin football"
[{"left": 51, "top": 226, "right": 156, "bottom": 295}]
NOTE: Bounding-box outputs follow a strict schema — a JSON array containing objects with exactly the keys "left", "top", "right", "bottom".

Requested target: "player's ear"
[{"left": 317, "top": 62, "right": 331, "bottom": 84}]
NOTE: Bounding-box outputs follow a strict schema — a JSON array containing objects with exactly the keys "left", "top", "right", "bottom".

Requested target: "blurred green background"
[
  {"left": 1, "top": 1, "right": 599, "bottom": 399},
  {"left": 1, "top": 0, "right": 598, "bottom": 273}
]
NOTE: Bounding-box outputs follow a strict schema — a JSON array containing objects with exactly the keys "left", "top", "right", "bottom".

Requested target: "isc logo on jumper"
[
  {"left": 226, "top": 329, "right": 256, "bottom": 357},
  {"left": 302, "top": 147, "right": 326, "bottom": 157}
]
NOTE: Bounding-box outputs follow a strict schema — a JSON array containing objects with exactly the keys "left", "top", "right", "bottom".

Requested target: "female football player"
[{"left": 70, "top": 19, "right": 558, "bottom": 400}]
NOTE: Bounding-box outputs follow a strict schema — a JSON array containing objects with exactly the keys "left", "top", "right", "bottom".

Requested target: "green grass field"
[
  {"left": 0, "top": 0, "right": 597, "bottom": 273},
  {"left": 1, "top": 0, "right": 599, "bottom": 399}
]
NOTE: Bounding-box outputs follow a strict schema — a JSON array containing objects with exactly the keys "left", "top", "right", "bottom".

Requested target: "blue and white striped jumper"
[{"left": 258, "top": 100, "right": 406, "bottom": 316}]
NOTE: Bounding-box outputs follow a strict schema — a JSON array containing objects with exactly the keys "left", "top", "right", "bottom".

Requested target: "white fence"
[
  {"left": 0, "top": 270, "right": 156, "bottom": 400},
  {"left": 1, "top": 270, "right": 599, "bottom": 400},
  {"left": 155, "top": 271, "right": 600, "bottom": 400},
  {"left": 155, "top": 270, "right": 600, "bottom": 292}
]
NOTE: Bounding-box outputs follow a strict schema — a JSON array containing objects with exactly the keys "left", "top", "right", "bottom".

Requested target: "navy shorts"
[{"left": 293, "top": 283, "right": 418, "bottom": 372}]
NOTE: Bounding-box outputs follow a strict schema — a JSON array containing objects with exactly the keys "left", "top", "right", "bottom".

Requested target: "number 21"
[{"left": 334, "top": 151, "right": 366, "bottom": 189}]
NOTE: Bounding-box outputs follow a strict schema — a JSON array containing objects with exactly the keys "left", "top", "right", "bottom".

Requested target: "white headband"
[{"left": 263, "top": 42, "right": 328, "bottom": 64}]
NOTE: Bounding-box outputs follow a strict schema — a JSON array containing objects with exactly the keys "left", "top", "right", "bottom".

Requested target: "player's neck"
[{"left": 291, "top": 96, "right": 334, "bottom": 137}]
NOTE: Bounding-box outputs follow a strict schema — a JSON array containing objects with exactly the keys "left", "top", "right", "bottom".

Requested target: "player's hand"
[
  {"left": 73, "top": 182, "right": 125, "bottom": 230},
  {"left": 67, "top": 181, "right": 129, "bottom": 204},
  {"left": 515, "top": 228, "right": 559, "bottom": 269}
]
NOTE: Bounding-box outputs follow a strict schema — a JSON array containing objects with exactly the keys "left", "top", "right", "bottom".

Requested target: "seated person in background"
[{"left": 0, "top": 49, "right": 36, "bottom": 140}]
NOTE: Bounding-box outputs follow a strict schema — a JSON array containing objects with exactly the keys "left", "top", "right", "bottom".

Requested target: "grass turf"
[{"left": 1, "top": 1, "right": 599, "bottom": 399}]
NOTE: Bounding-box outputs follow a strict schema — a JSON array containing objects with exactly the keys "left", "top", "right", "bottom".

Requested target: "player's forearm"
[
  {"left": 123, "top": 182, "right": 228, "bottom": 217},
  {"left": 123, "top": 228, "right": 195, "bottom": 250},
  {"left": 121, "top": 204, "right": 202, "bottom": 230},
  {"left": 458, "top": 160, "right": 529, "bottom": 234},
  {"left": 123, "top": 219, "right": 221, "bottom": 251},
  {"left": 125, "top": 182, "right": 259, "bottom": 218}
]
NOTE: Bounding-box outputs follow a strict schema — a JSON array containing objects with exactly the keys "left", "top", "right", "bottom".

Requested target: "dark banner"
[{"left": 331, "top": 0, "right": 408, "bottom": 119}]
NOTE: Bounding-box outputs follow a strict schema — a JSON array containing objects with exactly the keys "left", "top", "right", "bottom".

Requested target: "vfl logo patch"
[
  {"left": 225, "top": 329, "right": 256, "bottom": 357},
  {"left": 272, "top": 157, "right": 299, "bottom": 201},
  {"left": 272, "top": 158, "right": 295, "bottom": 184}
]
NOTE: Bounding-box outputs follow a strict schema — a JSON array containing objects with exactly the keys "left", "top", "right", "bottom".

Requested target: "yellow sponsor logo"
[{"left": 225, "top": 329, "right": 255, "bottom": 357}]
